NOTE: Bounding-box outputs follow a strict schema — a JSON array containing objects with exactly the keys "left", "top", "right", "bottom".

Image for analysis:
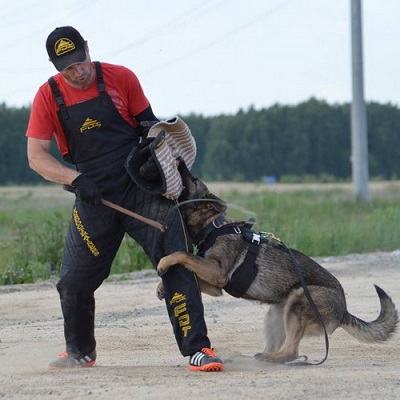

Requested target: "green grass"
[
  {"left": 217, "top": 187, "right": 400, "bottom": 257},
  {"left": 0, "top": 188, "right": 151, "bottom": 284},
  {"left": 0, "top": 184, "right": 399, "bottom": 285}
]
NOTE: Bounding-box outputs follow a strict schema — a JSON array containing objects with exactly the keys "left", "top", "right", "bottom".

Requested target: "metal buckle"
[
  {"left": 252, "top": 233, "right": 261, "bottom": 244},
  {"left": 233, "top": 226, "right": 241, "bottom": 234},
  {"left": 212, "top": 214, "right": 225, "bottom": 228}
]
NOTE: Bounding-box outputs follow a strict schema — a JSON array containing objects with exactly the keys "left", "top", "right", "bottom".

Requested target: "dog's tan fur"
[{"left": 157, "top": 163, "right": 398, "bottom": 363}]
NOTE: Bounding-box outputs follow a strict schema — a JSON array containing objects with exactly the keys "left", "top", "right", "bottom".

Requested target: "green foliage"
[
  {"left": 0, "top": 102, "right": 65, "bottom": 185},
  {"left": 3, "top": 99, "right": 400, "bottom": 185}
]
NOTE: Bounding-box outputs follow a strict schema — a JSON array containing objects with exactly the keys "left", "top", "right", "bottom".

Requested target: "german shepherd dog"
[{"left": 157, "top": 163, "right": 398, "bottom": 363}]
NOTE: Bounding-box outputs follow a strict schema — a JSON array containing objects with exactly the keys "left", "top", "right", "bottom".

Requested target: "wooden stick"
[
  {"left": 63, "top": 185, "right": 166, "bottom": 232},
  {"left": 101, "top": 199, "right": 166, "bottom": 232}
]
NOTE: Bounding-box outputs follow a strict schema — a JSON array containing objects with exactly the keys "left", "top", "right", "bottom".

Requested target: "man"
[{"left": 26, "top": 26, "right": 223, "bottom": 372}]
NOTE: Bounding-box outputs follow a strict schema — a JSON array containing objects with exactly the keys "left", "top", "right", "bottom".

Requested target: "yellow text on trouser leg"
[{"left": 171, "top": 293, "right": 192, "bottom": 337}]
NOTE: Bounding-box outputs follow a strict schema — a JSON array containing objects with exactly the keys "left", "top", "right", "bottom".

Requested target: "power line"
[
  {"left": 0, "top": 1, "right": 95, "bottom": 53},
  {"left": 105, "top": 0, "right": 228, "bottom": 57},
  {"left": 138, "top": 0, "right": 294, "bottom": 75}
]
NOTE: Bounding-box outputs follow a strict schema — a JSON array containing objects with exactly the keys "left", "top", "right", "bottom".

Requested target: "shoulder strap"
[
  {"left": 93, "top": 61, "right": 105, "bottom": 94},
  {"left": 48, "top": 77, "right": 69, "bottom": 120},
  {"left": 94, "top": 61, "right": 109, "bottom": 107}
]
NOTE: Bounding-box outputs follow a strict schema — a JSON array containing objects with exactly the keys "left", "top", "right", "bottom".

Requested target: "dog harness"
[{"left": 197, "top": 216, "right": 274, "bottom": 298}]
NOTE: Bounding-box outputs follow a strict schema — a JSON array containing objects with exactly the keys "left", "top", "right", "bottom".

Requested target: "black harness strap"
[
  {"left": 48, "top": 77, "right": 69, "bottom": 121},
  {"left": 197, "top": 219, "right": 261, "bottom": 298},
  {"left": 94, "top": 61, "right": 105, "bottom": 93},
  {"left": 197, "top": 224, "right": 242, "bottom": 254},
  {"left": 192, "top": 213, "right": 226, "bottom": 246},
  {"left": 224, "top": 241, "right": 259, "bottom": 298},
  {"left": 93, "top": 61, "right": 110, "bottom": 107}
]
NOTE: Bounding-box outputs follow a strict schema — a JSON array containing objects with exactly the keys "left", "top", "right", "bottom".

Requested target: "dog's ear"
[
  {"left": 177, "top": 158, "right": 227, "bottom": 212},
  {"left": 177, "top": 157, "right": 201, "bottom": 197},
  {"left": 177, "top": 157, "right": 192, "bottom": 180},
  {"left": 206, "top": 194, "right": 227, "bottom": 213}
]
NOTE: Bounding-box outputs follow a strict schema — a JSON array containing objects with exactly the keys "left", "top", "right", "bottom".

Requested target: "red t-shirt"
[{"left": 26, "top": 62, "right": 150, "bottom": 155}]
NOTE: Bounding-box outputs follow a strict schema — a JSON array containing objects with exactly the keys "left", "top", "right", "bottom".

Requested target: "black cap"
[{"left": 46, "top": 26, "right": 87, "bottom": 71}]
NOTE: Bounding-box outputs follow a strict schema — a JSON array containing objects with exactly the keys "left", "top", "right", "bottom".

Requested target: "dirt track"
[{"left": 1, "top": 251, "right": 399, "bottom": 399}]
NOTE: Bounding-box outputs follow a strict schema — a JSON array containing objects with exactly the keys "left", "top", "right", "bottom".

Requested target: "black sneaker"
[
  {"left": 189, "top": 348, "right": 224, "bottom": 372},
  {"left": 48, "top": 350, "right": 96, "bottom": 370}
]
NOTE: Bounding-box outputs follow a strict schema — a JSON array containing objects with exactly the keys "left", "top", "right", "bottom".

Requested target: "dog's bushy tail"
[{"left": 341, "top": 285, "right": 398, "bottom": 343}]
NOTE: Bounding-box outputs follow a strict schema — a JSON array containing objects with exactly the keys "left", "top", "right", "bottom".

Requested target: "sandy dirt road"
[{"left": 0, "top": 251, "right": 399, "bottom": 399}]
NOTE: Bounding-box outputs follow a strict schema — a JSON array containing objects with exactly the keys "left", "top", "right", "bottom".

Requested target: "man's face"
[{"left": 60, "top": 52, "right": 94, "bottom": 89}]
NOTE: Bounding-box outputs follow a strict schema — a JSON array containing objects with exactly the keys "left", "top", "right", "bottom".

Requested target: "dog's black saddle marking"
[{"left": 197, "top": 217, "right": 266, "bottom": 298}]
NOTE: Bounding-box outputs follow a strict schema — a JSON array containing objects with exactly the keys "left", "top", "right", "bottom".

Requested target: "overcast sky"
[{"left": 1, "top": 0, "right": 399, "bottom": 117}]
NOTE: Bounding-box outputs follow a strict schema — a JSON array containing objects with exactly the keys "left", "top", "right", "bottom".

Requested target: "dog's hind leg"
[
  {"left": 264, "top": 314, "right": 305, "bottom": 363},
  {"left": 255, "top": 303, "right": 286, "bottom": 360},
  {"left": 263, "top": 303, "right": 286, "bottom": 352},
  {"left": 256, "top": 289, "right": 306, "bottom": 363}
]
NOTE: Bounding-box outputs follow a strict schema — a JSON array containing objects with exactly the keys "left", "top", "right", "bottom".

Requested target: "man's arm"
[
  {"left": 134, "top": 105, "right": 159, "bottom": 137},
  {"left": 27, "top": 137, "right": 79, "bottom": 185}
]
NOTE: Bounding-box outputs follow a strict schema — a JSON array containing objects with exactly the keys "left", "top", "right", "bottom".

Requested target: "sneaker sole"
[
  {"left": 189, "top": 362, "right": 224, "bottom": 372},
  {"left": 48, "top": 360, "right": 96, "bottom": 370}
]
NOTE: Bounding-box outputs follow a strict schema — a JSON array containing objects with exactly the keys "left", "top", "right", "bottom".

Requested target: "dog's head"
[{"left": 178, "top": 160, "right": 227, "bottom": 237}]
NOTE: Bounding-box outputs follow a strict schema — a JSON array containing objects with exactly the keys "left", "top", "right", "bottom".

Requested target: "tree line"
[{"left": 1, "top": 97, "right": 399, "bottom": 185}]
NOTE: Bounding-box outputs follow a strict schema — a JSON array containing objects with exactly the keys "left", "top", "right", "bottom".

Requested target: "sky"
[{"left": 1, "top": 0, "right": 399, "bottom": 117}]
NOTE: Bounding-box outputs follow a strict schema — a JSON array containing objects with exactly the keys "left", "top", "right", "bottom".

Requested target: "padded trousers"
[{"left": 57, "top": 182, "right": 210, "bottom": 358}]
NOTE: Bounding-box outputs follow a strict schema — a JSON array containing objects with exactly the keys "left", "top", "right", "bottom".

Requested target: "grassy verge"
[
  {"left": 0, "top": 184, "right": 399, "bottom": 285},
  {"left": 0, "top": 188, "right": 151, "bottom": 285}
]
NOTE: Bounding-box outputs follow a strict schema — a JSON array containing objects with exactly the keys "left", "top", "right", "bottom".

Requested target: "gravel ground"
[{"left": 0, "top": 251, "right": 399, "bottom": 399}]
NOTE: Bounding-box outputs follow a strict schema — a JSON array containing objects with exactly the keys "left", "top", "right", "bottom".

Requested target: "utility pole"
[{"left": 350, "top": 0, "right": 369, "bottom": 201}]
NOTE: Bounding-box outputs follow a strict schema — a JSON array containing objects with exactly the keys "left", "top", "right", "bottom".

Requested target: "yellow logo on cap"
[{"left": 54, "top": 38, "right": 76, "bottom": 56}]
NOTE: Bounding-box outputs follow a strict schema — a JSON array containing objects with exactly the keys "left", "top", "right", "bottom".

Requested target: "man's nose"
[{"left": 71, "top": 64, "right": 84, "bottom": 75}]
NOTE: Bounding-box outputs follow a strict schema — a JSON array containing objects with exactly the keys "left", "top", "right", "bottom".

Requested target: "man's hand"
[
  {"left": 137, "top": 120, "right": 158, "bottom": 137},
  {"left": 140, "top": 158, "right": 159, "bottom": 180},
  {"left": 138, "top": 137, "right": 160, "bottom": 181},
  {"left": 71, "top": 174, "right": 102, "bottom": 206}
]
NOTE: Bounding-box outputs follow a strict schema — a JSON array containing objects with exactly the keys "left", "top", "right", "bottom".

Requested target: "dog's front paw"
[
  {"left": 157, "top": 256, "right": 172, "bottom": 276},
  {"left": 156, "top": 281, "right": 165, "bottom": 300}
]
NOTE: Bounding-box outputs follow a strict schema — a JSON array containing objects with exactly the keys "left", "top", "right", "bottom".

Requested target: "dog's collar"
[
  {"left": 196, "top": 218, "right": 258, "bottom": 256},
  {"left": 192, "top": 213, "right": 226, "bottom": 246}
]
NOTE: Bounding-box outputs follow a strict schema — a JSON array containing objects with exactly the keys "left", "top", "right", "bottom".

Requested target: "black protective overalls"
[{"left": 49, "top": 62, "right": 210, "bottom": 358}]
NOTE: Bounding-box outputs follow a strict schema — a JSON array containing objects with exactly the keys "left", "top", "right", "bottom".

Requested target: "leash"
[
  {"left": 170, "top": 195, "right": 330, "bottom": 364},
  {"left": 283, "top": 242, "right": 330, "bottom": 366},
  {"left": 171, "top": 199, "right": 329, "bottom": 365},
  {"left": 168, "top": 197, "right": 226, "bottom": 212},
  {"left": 171, "top": 197, "right": 330, "bottom": 364}
]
